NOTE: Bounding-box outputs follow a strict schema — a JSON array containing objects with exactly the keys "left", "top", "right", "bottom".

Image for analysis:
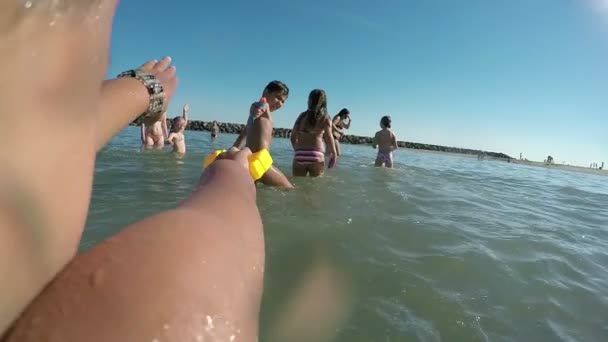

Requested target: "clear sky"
[{"left": 108, "top": 0, "right": 607, "bottom": 166}]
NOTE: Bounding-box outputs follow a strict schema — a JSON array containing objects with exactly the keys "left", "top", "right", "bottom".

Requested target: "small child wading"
[
  {"left": 166, "top": 104, "right": 189, "bottom": 154},
  {"left": 373, "top": 115, "right": 398, "bottom": 168}
]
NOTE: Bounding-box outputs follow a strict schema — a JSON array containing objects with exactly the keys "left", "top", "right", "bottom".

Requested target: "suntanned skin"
[
  {"left": 166, "top": 104, "right": 189, "bottom": 154},
  {"left": 291, "top": 112, "right": 337, "bottom": 177},
  {"left": 0, "top": 2, "right": 265, "bottom": 341},
  {"left": 141, "top": 113, "right": 168, "bottom": 148},
  {"left": 234, "top": 89, "right": 294, "bottom": 189},
  {"left": 331, "top": 114, "right": 351, "bottom": 156},
  {"left": 373, "top": 126, "right": 398, "bottom": 168},
  {"left": 4, "top": 156, "right": 264, "bottom": 342}
]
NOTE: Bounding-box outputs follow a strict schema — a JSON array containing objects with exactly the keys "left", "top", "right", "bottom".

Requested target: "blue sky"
[{"left": 108, "top": 0, "right": 607, "bottom": 166}]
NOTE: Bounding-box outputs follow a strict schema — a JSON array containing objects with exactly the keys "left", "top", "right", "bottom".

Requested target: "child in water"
[
  {"left": 291, "top": 89, "right": 338, "bottom": 177},
  {"left": 166, "top": 103, "right": 189, "bottom": 154},
  {"left": 141, "top": 112, "right": 168, "bottom": 148},
  {"left": 373, "top": 115, "right": 398, "bottom": 168},
  {"left": 232, "top": 81, "right": 293, "bottom": 188}
]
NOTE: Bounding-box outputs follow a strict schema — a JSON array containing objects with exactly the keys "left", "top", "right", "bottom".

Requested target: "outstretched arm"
[
  {"left": 5, "top": 153, "right": 265, "bottom": 342},
  {"left": 182, "top": 103, "right": 189, "bottom": 125},
  {"left": 233, "top": 128, "right": 247, "bottom": 149},
  {"left": 95, "top": 58, "right": 178, "bottom": 151}
]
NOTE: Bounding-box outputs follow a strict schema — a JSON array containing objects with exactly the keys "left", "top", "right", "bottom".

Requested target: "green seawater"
[{"left": 84, "top": 126, "right": 608, "bottom": 341}]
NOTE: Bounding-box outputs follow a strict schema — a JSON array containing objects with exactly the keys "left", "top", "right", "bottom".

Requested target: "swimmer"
[
  {"left": 210, "top": 120, "right": 220, "bottom": 138},
  {"left": 291, "top": 89, "right": 338, "bottom": 177},
  {"left": 373, "top": 115, "right": 398, "bottom": 168},
  {"left": 166, "top": 103, "right": 189, "bottom": 154},
  {"left": 331, "top": 108, "right": 351, "bottom": 156},
  {"left": 141, "top": 111, "right": 169, "bottom": 148},
  {"left": 232, "top": 81, "right": 293, "bottom": 188}
]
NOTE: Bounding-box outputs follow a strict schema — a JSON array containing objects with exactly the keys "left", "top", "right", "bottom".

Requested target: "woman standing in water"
[
  {"left": 290, "top": 89, "right": 338, "bottom": 177},
  {"left": 332, "top": 108, "right": 351, "bottom": 156}
]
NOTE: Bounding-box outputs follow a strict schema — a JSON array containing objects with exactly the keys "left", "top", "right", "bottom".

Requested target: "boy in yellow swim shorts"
[{"left": 232, "top": 81, "right": 293, "bottom": 189}]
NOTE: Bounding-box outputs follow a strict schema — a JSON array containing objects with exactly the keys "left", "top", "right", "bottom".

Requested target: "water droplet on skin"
[
  {"left": 195, "top": 335, "right": 203, "bottom": 341},
  {"left": 163, "top": 324, "right": 170, "bottom": 330},
  {"left": 230, "top": 335, "right": 236, "bottom": 341},
  {"left": 49, "top": 21, "right": 55, "bottom": 26},
  {"left": 206, "top": 315, "right": 214, "bottom": 329},
  {"left": 24, "top": 1, "right": 32, "bottom": 8},
  {"left": 95, "top": 15, "right": 100, "bottom": 20},
  {"left": 152, "top": 339, "right": 159, "bottom": 342}
]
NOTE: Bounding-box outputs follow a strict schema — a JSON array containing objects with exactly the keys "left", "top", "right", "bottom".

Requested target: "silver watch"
[{"left": 117, "top": 69, "right": 165, "bottom": 117}]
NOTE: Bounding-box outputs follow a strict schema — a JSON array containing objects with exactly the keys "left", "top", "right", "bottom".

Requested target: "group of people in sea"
[
  {"left": 1, "top": 2, "right": 402, "bottom": 340},
  {"left": 141, "top": 81, "right": 399, "bottom": 188}
]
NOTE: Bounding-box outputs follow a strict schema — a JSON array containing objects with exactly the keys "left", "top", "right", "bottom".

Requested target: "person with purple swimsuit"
[
  {"left": 290, "top": 89, "right": 338, "bottom": 177},
  {"left": 373, "top": 115, "right": 398, "bottom": 168}
]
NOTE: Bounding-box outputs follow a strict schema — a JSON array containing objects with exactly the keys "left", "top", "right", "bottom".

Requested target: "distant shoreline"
[
  {"left": 130, "top": 119, "right": 605, "bottom": 176},
  {"left": 510, "top": 159, "right": 607, "bottom": 177}
]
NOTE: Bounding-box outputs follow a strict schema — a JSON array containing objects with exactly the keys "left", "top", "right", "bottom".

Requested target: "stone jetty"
[{"left": 131, "top": 119, "right": 512, "bottom": 160}]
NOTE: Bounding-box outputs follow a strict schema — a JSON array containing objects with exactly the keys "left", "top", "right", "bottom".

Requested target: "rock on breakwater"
[{"left": 130, "top": 119, "right": 511, "bottom": 159}]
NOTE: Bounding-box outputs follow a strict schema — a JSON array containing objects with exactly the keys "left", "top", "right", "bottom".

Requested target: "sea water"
[{"left": 83, "top": 126, "right": 608, "bottom": 341}]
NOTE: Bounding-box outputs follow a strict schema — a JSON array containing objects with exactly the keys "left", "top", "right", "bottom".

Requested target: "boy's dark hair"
[
  {"left": 380, "top": 115, "right": 391, "bottom": 129},
  {"left": 264, "top": 80, "right": 289, "bottom": 98},
  {"left": 337, "top": 108, "right": 350, "bottom": 118}
]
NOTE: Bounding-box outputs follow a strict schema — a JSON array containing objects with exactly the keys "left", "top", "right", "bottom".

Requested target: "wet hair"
[
  {"left": 306, "top": 89, "right": 328, "bottom": 127},
  {"left": 264, "top": 80, "right": 289, "bottom": 98},
  {"left": 380, "top": 115, "right": 391, "bottom": 129},
  {"left": 337, "top": 108, "right": 350, "bottom": 119}
]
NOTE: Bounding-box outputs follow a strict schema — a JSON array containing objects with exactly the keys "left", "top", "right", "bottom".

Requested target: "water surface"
[{"left": 84, "top": 126, "right": 608, "bottom": 341}]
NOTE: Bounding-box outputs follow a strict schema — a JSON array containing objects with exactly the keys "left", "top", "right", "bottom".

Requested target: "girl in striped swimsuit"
[{"left": 290, "top": 89, "right": 338, "bottom": 177}]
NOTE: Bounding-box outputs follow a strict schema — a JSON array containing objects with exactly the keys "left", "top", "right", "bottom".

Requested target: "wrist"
[
  {"left": 102, "top": 78, "right": 150, "bottom": 115},
  {"left": 116, "top": 69, "right": 166, "bottom": 117},
  {"left": 198, "top": 160, "right": 256, "bottom": 200}
]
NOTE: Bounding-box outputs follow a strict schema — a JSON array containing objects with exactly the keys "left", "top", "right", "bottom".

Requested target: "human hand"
[
  {"left": 139, "top": 57, "right": 178, "bottom": 117},
  {"left": 328, "top": 154, "right": 338, "bottom": 169},
  {"left": 249, "top": 98, "right": 270, "bottom": 118},
  {"left": 217, "top": 147, "right": 252, "bottom": 173},
  {"left": 183, "top": 103, "right": 189, "bottom": 112}
]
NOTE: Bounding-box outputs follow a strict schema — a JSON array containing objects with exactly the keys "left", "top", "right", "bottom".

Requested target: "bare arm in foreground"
[
  {"left": 4, "top": 152, "right": 264, "bottom": 342},
  {"left": 0, "top": 0, "right": 179, "bottom": 335}
]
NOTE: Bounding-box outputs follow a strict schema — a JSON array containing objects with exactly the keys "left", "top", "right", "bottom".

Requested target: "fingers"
[
  {"left": 153, "top": 56, "right": 173, "bottom": 73},
  {"left": 216, "top": 147, "right": 251, "bottom": 171},
  {"left": 138, "top": 60, "right": 157, "bottom": 72},
  {"left": 163, "top": 65, "right": 177, "bottom": 80}
]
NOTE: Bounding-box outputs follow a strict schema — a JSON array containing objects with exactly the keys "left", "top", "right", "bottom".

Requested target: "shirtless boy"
[
  {"left": 232, "top": 81, "right": 293, "bottom": 188},
  {"left": 166, "top": 104, "right": 189, "bottom": 154},
  {"left": 373, "top": 115, "right": 398, "bottom": 168}
]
